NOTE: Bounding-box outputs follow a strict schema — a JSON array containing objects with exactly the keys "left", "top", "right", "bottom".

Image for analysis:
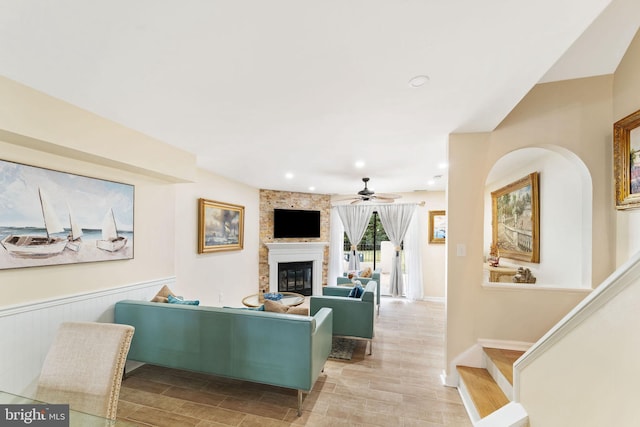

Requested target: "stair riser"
[
  {"left": 457, "top": 376, "right": 482, "bottom": 423},
  {"left": 484, "top": 351, "right": 514, "bottom": 400}
]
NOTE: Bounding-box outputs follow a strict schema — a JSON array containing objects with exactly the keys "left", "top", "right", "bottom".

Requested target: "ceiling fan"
[{"left": 339, "top": 177, "right": 401, "bottom": 204}]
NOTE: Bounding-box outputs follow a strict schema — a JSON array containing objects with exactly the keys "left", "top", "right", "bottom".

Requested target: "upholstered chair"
[
  {"left": 336, "top": 268, "right": 381, "bottom": 313},
  {"left": 36, "top": 321, "right": 134, "bottom": 420}
]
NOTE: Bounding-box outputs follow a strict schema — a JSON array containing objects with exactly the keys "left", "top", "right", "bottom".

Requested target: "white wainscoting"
[{"left": 0, "top": 277, "right": 174, "bottom": 396}]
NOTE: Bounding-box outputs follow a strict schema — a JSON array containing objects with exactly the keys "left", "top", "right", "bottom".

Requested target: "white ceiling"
[{"left": 1, "top": 0, "right": 638, "bottom": 197}]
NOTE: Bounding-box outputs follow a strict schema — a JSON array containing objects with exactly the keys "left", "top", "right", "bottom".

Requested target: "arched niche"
[{"left": 483, "top": 146, "right": 592, "bottom": 288}]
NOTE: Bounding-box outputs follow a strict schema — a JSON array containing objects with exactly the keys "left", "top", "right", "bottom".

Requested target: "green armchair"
[
  {"left": 336, "top": 268, "right": 381, "bottom": 314},
  {"left": 310, "top": 281, "right": 376, "bottom": 355}
]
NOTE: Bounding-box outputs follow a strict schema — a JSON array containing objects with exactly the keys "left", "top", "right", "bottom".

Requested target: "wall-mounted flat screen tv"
[{"left": 273, "top": 209, "right": 321, "bottom": 238}]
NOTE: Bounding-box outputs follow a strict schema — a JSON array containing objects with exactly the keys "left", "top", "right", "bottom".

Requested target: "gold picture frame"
[
  {"left": 491, "top": 172, "right": 540, "bottom": 263},
  {"left": 428, "top": 210, "right": 446, "bottom": 244},
  {"left": 614, "top": 108, "right": 640, "bottom": 210},
  {"left": 198, "top": 198, "right": 244, "bottom": 253}
]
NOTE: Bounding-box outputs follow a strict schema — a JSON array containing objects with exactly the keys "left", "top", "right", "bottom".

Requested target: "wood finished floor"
[{"left": 116, "top": 298, "right": 472, "bottom": 426}]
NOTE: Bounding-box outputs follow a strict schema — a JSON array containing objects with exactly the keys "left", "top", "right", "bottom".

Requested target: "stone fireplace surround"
[{"left": 266, "top": 242, "right": 328, "bottom": 296}]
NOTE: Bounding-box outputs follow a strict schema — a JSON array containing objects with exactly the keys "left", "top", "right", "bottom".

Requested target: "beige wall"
[
  {"left": 446, "top": 74, "right": 616, "bottom": 370},
  {"left": 0, "top": 76, "right": 193, "bottom": 308},
  {"left": 614, "top": 29, "right": 640, "bottom": 266},
  {"left": 174, "top": 169, "right": 260, "bottom": 307},
  {"left": 0, "top": 77, "right": 196, "bottom": 183},
  {"left": 515, "top": 28, "right": 640, "bottom": 427},
  {"left": 0, "top": 75, "right": 262, "bottom": 310}
]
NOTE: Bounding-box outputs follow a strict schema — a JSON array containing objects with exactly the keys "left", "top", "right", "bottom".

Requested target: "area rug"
[{"left": 329, "top": 337, "right": 357, "bottom": 360}]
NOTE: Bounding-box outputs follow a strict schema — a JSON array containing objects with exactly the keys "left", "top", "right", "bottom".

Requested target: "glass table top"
[
  {"left": 242, "top": 291, "right": 305, "bottom": 307},
  {"left": 0, "top": 391, "right": 134, "bottom": 426}
]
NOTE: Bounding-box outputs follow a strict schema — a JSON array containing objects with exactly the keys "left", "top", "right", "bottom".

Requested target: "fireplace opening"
[{"left": 278, "top": 261, "right": 312, "bottom": 296}]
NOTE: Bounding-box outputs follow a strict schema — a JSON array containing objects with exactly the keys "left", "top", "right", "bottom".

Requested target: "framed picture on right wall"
[{"left": 614, "top": 108, "right": 640, "bottom": 210}]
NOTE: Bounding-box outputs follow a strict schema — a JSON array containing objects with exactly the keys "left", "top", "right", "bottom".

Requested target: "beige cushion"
[
  {"left": 263, "top": 299, "right": 308, "bottom": 315},
  {"left": 151, "top": 285, "right": 175, "bottom": 303},
  {"left": 286, "top": 306, "right": 309, "bottom": 316},
  {"left": 263, "top": 299, "right": 288, "bottom": 313},
  {"left": 360, "top": 267, "right": 372, "bottom": 278}
]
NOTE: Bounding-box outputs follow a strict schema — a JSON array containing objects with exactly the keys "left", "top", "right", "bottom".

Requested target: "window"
[{"left": 343, "top": 211, "right": 390, "bottom": 269}]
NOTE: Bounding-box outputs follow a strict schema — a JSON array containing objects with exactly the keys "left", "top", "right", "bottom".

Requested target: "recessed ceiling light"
[
  {"left": 285, "top": 172, "right": 294, "bottom": 179},
  {"left": 438, "top": 162, "right": 448, "bottom": 169},
  {"left": 355, "top": 160, "right": 365, "bottom": 168},
  {"left": 408, "top": 75, "right": 430, "bottom": 88},
  {"left": 427, "top": 180, "right": 435, "bottom": 186},
  {"left": 308, "top": 186, "right": 316, "bottom": 192}
]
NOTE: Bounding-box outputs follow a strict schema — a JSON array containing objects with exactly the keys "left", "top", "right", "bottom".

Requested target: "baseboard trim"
[{"left": 422, "top": 296, "right": 445, "bottom": 303}]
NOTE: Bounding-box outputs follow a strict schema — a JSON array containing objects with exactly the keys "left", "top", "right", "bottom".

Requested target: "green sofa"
[
  {"left": 309, "top": 281, "right": 376, "bottom": 355},
  {"left": 114, "top": 300, "right": 332, "bottom": 416},
  {"left": 336, "top": 268, "right": 381, "bottom": 313}
]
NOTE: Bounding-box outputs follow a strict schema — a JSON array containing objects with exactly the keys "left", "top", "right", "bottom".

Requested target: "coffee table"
[{"left": 242, "top": 291, "right": 305, "bottom": 308}]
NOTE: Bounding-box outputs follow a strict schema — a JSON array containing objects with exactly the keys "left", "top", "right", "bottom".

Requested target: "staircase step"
[
  {"left": 483, "top": 347, "right": 525, "bottom": 385},
  {"left": 457, "top": 366, "right": 510, "bottom": 418}
]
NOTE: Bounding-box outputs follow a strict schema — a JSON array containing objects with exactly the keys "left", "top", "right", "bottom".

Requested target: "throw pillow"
[
  {"left": 263, "top": 299, "right": 309, "bottom": 315},
  {"left": 224, "top": 305, "right": 265, "bottom": 311},
  {"left": 286, "top": 306, "right": 309, "bottom": 316},
  {"left": 347, "top": 284, "right": 364, "bottom": 298},
  {"left": 263, "top": 299, "right": 288, "bottom": 313},
  {"left": 151, "top": 284, "right": 176, "bottom": 303},
  {"left": 360, "top": 267, "right": 372, "bottom": 278},
  {"left": 167, "top": 294, "right": 200, "bottom": 305}
]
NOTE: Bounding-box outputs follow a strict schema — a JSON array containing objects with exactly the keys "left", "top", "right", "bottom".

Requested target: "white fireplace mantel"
[{"left": 265, "top": 242, "right": 328, "bottom": 295}]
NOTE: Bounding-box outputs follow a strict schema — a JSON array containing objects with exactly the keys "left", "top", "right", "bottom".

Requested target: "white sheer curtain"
[
  {"left": 328, "top": 207, "right": 345, "bottom": 286},
  {"left": 404, "top": 208, "right": 424, "bottom": 300},
  {"left": 377, "top": 204, "right": 417, "bottom": 297},
  {"left": 336, "top": 205, "right": 374, "bottom": 271}
]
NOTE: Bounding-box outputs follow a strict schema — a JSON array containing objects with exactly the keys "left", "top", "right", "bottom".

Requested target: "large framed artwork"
[
  {"left": 428, "top": 210, "right": 446, "bottom": 244},
  {"left": 0, "top": 159, "right": 134, "bottom": 270},
  {"left": 491, "top": 172, "right": 540, "bottom": 263},
  {"left": 198, "top": 198, "right": 244, "bottom": 253},
  {"left": 614, "top": 108, "right": 640, "bottom": 210}
]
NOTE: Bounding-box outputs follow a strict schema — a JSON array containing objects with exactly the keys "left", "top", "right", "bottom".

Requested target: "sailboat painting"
[
  {"left": 66, "top": 203, "right": 84, "bottom": 252},
  {"left": 0, "top": 159, "right": 134, "bottom": 270},
  {"left": 96, "top": 208, "right": 127, "bottom": 252},
  {"left": 1, "top": 188, "right": 68, "bottom": 257}
]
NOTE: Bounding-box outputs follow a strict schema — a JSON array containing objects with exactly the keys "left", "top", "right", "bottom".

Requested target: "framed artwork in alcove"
[{"left": 491, "top": 172, "right": 540, "bottom": 263}]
